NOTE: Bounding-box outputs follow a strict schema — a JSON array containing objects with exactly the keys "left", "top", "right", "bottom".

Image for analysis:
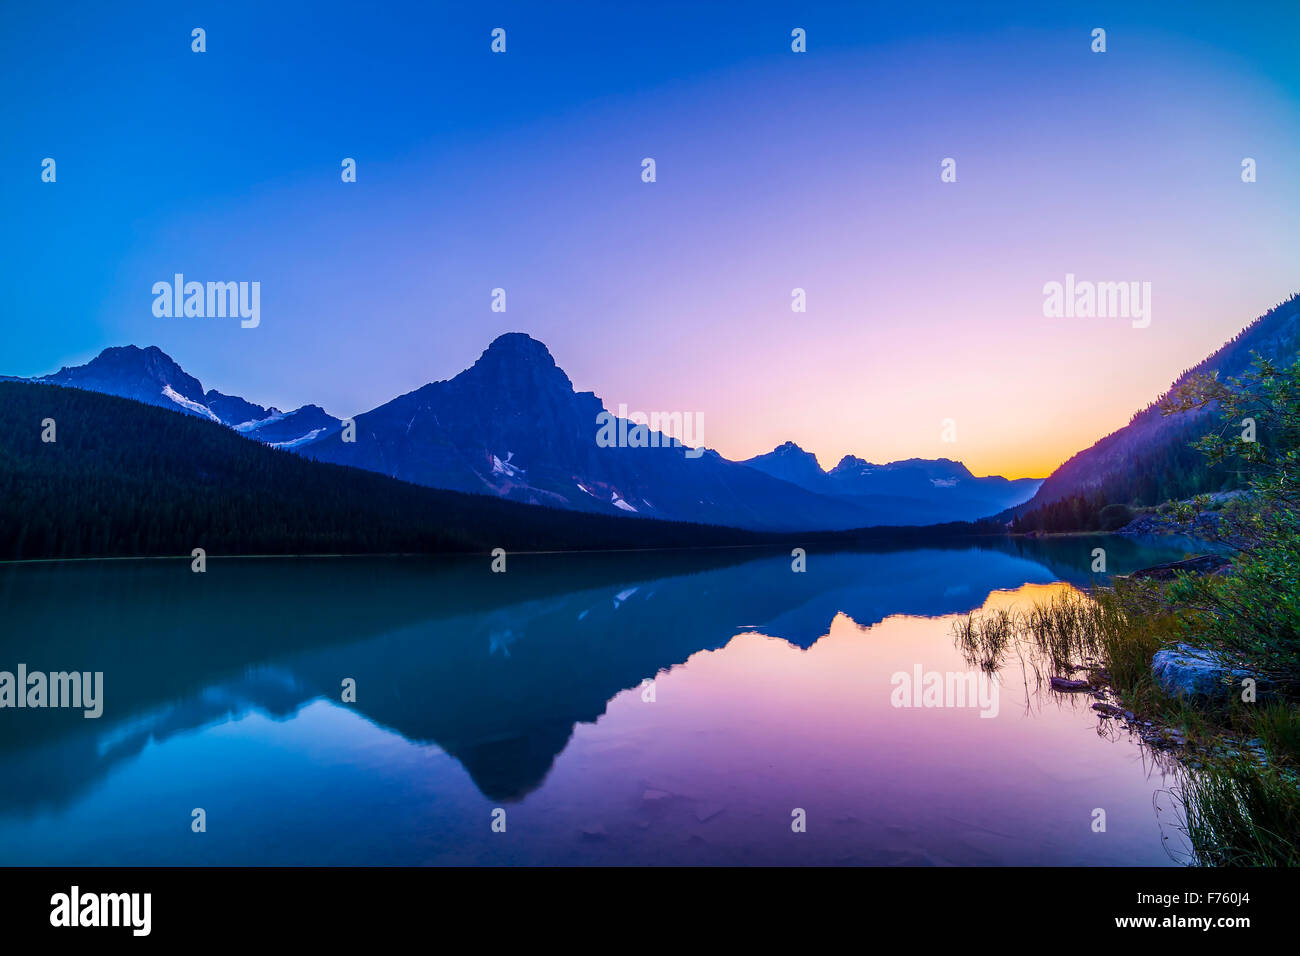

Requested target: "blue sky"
[{"left": 3, "top": 0, "right": 1298, "bottom": 476}]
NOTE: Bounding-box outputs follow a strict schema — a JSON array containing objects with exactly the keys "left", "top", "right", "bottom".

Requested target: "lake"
[{"left": 0, "top": 535, "right": 1207, "bottom": 865}]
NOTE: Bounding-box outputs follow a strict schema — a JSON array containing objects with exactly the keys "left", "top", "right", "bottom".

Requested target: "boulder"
[
  {"left": 1128, "top": 553, "right": 1231, "bottom": 581},
  {"left": 1049, "top": 677, "right": 1090, "bottom": 691},
  {"left": 1151, "top": 643, "right": 1257, "bottom": 699}
]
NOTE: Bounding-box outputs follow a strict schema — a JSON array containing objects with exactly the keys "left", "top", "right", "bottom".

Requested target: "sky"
[{"left": 3, "top": 0, "right": 1298, "bottom": 479}]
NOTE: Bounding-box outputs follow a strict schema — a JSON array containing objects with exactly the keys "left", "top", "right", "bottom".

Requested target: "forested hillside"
[{"left": 1013, "top": 293, "right": 1300, "bottom": 531}]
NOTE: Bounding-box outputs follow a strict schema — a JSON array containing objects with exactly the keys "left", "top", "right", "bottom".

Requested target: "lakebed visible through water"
[{"left": 0, "top": 535, "right": 1208, "bottom": 865}]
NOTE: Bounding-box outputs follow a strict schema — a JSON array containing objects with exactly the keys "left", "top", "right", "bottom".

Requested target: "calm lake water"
[{"left": 0, "top": 536, "right": 1207, "bottom": 865}]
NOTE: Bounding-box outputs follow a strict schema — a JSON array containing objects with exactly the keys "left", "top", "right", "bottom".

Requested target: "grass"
[
  {"left": 952, "top": 581, "right": 1300, "bottom": 866},
  {"left": 1023, "top": 591, "right": 1096, "bottom": 671},
  {"left": 1177, "top": 758, "right": 1300, "bottom": 866},
  {"left": 953, "top": 608, "right": 1015, "bottom": 673},
  {"left": 1254, "top": 701, "right": 1300, "bottom": 764},
  {"left": 1092, "top": 583, "right": 1181, "bottom": 711}
]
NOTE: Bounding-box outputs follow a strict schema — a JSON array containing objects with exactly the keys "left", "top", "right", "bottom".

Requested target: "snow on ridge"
[
  {"left": 611, "top": 493, "right": 637, "bottom": 513},
  {"left": 235, "top": 410, "right": 285, "bottom": 433},
  {"left": 162, "top": 385, "right": 222, "bottom": 423},
  {"left": 269, "top": 428, "right": 326, "bottom": 450}
]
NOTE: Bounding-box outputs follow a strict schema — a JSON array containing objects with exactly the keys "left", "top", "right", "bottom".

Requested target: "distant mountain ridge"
[
  {"left": 741, "top": 444, "right": 1042, "bottom": 524},
  {"left": 12, "top": 336, "right": 1039, "bottom": 532},
  {"left": 13, "top": 291, "right": 1299, "bottom": 535},
  {"left": 15, "top": 345, "right": 342, "bottom": 449},
  {"left": 301, "top": 333, "right": 884, "bottom": 531}
]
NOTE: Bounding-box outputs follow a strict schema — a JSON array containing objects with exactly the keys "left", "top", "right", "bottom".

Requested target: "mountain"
[
  {"left": 1017, "top": 292, "right": 1300, "bottom": 522},
  {"left": 204, "top": 388, "right": 277, "bottom": 428},
  {"left": 39, "top": 344, "right": 217, "bottom": 420},
  {"left": 235, "top": 404, "right": 341, "bottom": 447},
  {"left": 10, "top": 337, "right": 1038, "bottom": 531},
  {"left": 741, "top": 445, "right": 1042, "bottom": 524},
  {"left": 742, "top": 441, "right": 834, "bottom": 492},
  {"left": 0, "top": 380, "right": 777, "bottom": 560},
  {"left": 18, "top": 345, "right": 340, "bottom": 448},
  {"left": 302, "top": 333, "right": 879, "bottom": 531}
]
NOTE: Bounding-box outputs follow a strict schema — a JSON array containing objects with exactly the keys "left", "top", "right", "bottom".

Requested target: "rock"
[
  {"left": 1115, "top": 504, "right": 1237, "bottom": 540},
  {"left": 1092, "top": 702, "right": 1125, "bottom": 717},
  {"left": 1128, "top": 553, "right": 1231, "bottom": 581},
  {"left": 1151, "top": 643, "right": 1259, "bottom": 699},
  {"left": 1050, "top": 677, "right": 1090, "bottom": 691}
]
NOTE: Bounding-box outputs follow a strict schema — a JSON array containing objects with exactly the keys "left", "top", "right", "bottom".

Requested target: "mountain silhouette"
[
  {"left": 303, "top": 333, "right": 895, "bottom": 530},
  {"left": 742, "top": 445, "right": 1041, "bottom": 523},
  {"left": 11, "top": 335, "right": 1037, "bottom": 531},
  {"left": 16, "top": 344, "right": 340, "bottom": 446}
]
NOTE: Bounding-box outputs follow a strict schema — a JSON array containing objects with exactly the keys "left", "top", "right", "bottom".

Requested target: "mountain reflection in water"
[{"left": 0, "top": 535, "right": 1204, "bottom": 865}]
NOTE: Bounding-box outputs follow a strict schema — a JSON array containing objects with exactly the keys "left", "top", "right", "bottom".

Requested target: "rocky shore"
[{"left": 1062, "top": 551, "right": 1276, "bottom": 763}]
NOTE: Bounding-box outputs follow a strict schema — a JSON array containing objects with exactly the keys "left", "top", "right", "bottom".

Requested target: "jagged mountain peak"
[
  {"left": 746, "top": 441, "right": 821, "bottom": 461},
  {"left": 831, "top": 454, "right": 875, "bottom": 473},
  {"left": 45, "top": 343, "right": 208, "bottom": 407},
  {"left": 455, "top": 332, "right": 573, "bottom": 390},
  {"left": 204, "top": 388, "right": 279, "bottom": 427},
  {"left": 71, "top": 343, "right": 186, "bottom": 376},
  {"left": 890, "top": 457, "right": 975, "bottom": 478},
  {"left": 478, "top": 333, "right": 558, "bottom": 366},
  {"left": 830, "top": 455, "right": 973, "bottom": 479},
  {"left": 751, "top": 441, "right": 827, "bottom": 473}
]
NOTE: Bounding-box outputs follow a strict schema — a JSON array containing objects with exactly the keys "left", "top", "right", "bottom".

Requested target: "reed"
[
  {"left": 1177, "top": 758, "right": 1300, "bottom": 866},
  {"left": 954, "top": 582, "right": 1300, "bottom": 866}
]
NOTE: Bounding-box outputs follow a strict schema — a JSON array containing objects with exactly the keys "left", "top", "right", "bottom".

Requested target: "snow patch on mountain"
[
  {"left": 162, "top": 385, "right": 221, "bottom": 422},
  {"left": 492, "top": 453, "right": 523, "bottom": 478},
  {"left": 235, "top": 410, "right": 286, "bottom": 433},
  {"left": 269, "top": 428, "right": 326, "bottom": 449}
]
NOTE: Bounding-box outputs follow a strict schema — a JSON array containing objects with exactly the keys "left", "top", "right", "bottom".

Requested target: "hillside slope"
[{"left": 1021, "top": 293, "right": 1300, "bottom": 517}]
